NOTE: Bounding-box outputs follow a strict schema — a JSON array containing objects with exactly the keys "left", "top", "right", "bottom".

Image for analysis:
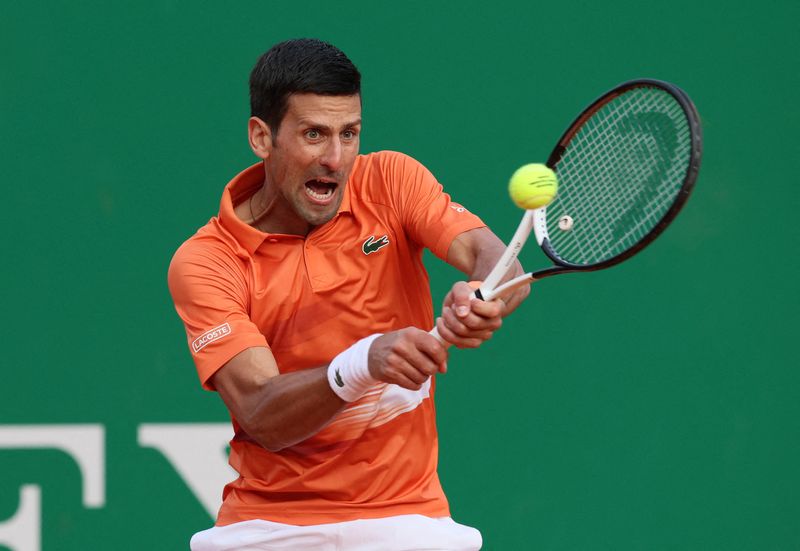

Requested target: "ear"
[{"left": 248, "top": 117, "right": 272, "bottom": 159}]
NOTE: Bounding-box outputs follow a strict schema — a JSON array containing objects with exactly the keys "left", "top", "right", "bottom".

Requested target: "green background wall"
[{"left": 2, "top": 1, "right": 798, "bottom": 549}]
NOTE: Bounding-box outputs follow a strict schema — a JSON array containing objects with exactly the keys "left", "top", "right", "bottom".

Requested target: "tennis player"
[{"left": 168, "top": 38, "right": 529, "bottom": 551}]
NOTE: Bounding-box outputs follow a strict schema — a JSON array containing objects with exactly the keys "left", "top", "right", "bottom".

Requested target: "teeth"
[{"left": 305, "top": 186, "right": 333, "bottom": 200}]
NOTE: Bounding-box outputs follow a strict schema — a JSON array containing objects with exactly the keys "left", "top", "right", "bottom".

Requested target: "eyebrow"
[{"left": 298, "top": 118, "right": 362, "bottom": 130}]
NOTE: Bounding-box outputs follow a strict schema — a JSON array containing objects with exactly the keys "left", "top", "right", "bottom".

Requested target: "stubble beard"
[{"left": 291, "top": 187, "right": 343, "bottom": 228}]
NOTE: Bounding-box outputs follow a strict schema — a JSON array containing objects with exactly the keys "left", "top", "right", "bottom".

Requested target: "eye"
[
  {"left": 342, "top": 129, "right": 358, "bottom": 140},
  {"left": 305, "top": 129, "right": 321, "bottom": 140}
]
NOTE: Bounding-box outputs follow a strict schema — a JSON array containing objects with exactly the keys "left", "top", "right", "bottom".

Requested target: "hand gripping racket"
[{"left": 433, "top": 78, "right": 702, "bottom": 341}]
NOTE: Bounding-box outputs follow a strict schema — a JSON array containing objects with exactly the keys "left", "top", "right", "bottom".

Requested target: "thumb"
[{"left": 451, "top": 280, "right": 482, "bottom": 317}]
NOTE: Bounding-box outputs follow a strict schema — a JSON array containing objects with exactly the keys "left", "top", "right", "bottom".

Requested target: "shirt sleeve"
[
  {"left": 379, "top": 151, "right": 486, "bottom": 260},
  {"left": 167, "top": 238, "right": 268, "bottom": 390}
]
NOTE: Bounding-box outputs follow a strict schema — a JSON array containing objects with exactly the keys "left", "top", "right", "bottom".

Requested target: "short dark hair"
[{"left": 249, "top": 38, "right": 361, "bottom": 133}]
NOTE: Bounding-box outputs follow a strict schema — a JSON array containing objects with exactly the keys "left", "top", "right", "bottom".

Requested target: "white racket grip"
[{"left": 429, "top": 325, "right": 449, "bottom": 347}]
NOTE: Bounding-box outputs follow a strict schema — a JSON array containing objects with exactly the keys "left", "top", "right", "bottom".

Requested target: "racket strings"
[
  {"left": 548, "top": 87, "right": 692, "bottom": 265},
  {"left": 564, "top": 96, "right": 678, "bottom": 253}
]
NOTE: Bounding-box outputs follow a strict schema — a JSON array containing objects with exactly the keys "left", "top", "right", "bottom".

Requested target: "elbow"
[
  {"left": 238, "top": 417, "right": 292, "bottom": 453},
  {"left": 258, "top": 433, "right": 291, "bottom": 453}
]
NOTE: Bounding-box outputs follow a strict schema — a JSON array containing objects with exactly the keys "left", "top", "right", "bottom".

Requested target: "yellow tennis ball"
[{"left": 508, "top": 163, "right": 559, "bottom": 210}]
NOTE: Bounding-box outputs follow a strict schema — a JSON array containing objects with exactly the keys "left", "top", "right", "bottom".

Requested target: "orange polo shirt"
[{"left": 168, "top": 150, "right": 485, "bottom": 525}]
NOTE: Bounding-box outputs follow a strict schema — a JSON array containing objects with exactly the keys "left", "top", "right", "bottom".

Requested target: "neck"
[{"left": 247, "top": 185, "right": 312, "bottom": 236}]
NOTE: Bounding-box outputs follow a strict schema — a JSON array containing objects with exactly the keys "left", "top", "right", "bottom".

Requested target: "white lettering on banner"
[
  {"left": 138, "top": 423, "right": 236, "bottom": 517},
  {"left": 0, "top": 425, "right": 105, "bottom": 507},
  {"left": 0, "top": 423, "right": 233, "bottom": 549},
  {"left": 0, "top": 485, "right": 40, "bottom": 551},
  {"left": 0, "top": 426, "right": 105, "bottom": 551},
  {"left": 192, "top": 323, "right": 232, "bottom": 353}
]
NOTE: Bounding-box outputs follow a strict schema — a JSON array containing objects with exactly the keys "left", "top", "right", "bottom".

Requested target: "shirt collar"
[{"left": 218, "top": 161, "right": 354, "bottom": 255}]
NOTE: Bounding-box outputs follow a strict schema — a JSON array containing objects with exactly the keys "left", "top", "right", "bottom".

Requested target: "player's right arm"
[
  {"left": 169, "top": 240, "right": 447, "bottom": 451},
  {"left": 212, "top": 328, "right": 446, "bottom": 452},
  {"left": 211, "top": 348, "right": 341, "bottom": 452}
]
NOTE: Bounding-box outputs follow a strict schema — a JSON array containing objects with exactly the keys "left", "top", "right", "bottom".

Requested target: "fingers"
[
  {"left": 437, "top": 280, "right": 505, "bottom": 348},
  {"left": 435, "top": 316, "right": 484, "bottom": 349},
  {"left": 465, "top": 296, "right": 504, "bottom": 318},
  {"left": 368, "top": 329, "right": 449, "bottom": 389},
  {"left": 436, "top": 302, "right": 503, "bottom": 349}
]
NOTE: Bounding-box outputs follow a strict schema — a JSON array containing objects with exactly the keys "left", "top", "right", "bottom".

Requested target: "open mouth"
[{"left": 304, "top": 179, "right": 338, "bottom": 203}]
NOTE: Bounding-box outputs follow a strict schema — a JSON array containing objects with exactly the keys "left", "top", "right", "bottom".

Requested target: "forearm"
[
  {"left": 237, "top": 366, "right": 345, "bottom": 452},
  {"left": 209, "top": 343, "right": 345, "bottom": 452},
  {"left": 216, "top": 336, "right": 382, "bottom": 452},
  {"left": 216, "top": 333, "right": 444, "bottom": 451},
  {"left": 468, "top": 237, "right": 510, "bottom": 281}
]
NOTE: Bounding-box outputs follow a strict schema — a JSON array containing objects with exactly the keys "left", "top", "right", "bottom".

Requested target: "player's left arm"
[
  {"left": 437, "top": 226, "right": 531, "bottom": 348},
  {"left": 378, "top": 152, "right": 528, "bottom": 346}
]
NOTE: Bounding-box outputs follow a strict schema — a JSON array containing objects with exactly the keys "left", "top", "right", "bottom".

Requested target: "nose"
[{"left": 319, "top": 138, "right": 343, "bottom": 172}]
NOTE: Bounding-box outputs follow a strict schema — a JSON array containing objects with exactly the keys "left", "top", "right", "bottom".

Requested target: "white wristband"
[{"left": 327, "top": 334, "right": 382, "bottom": 402}]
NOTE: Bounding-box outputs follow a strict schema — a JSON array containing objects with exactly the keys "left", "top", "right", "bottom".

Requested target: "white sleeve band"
[{"left": 327, "top": 333, "right": 383, "bottom": 402}]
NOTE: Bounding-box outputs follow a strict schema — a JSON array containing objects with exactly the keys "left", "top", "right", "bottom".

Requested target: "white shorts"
[{"left": 190, "top": 514, "right": 482, "bottom": 551}]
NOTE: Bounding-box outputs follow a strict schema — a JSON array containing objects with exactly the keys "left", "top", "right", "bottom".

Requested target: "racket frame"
[{"left": 475, "top": 78, "right": 703, "bottom": 302}]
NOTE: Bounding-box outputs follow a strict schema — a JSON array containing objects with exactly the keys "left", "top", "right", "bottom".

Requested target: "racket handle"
[{"left": 429, "top": 325, "right": 451, "bottom": 348}]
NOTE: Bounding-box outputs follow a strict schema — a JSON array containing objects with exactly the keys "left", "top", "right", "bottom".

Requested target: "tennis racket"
[{"left": 433, "top": 78, "right": 702, "bottom": 341}]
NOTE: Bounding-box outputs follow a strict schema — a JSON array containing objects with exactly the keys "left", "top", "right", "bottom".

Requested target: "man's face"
[{"left": 264, "top": 93, "right": 361, "bottom": 233}]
